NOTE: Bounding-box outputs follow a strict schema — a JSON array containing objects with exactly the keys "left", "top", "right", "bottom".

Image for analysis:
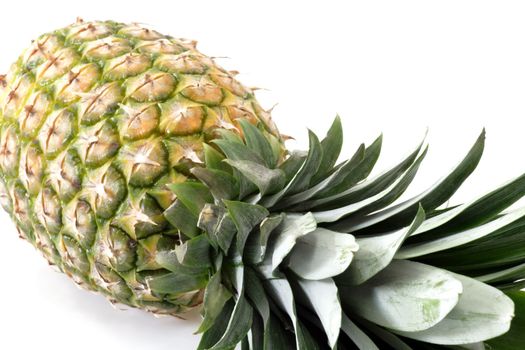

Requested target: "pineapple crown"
[{"left": 157, "top": 116, "right": 524, "bottom": 349}]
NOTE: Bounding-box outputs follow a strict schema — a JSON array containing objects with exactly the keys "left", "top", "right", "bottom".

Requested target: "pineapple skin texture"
[{"left": 0, "top": 20, "right": 280, "bottom": 315}]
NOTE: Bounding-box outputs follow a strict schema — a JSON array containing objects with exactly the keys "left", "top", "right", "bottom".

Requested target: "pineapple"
[{"left": 1, "top": 19, "right": 524, "bottom": 349}]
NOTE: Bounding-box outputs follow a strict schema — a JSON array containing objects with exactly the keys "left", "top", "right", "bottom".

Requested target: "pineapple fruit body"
[{"left": 0, "top": 20, "right": 281, "bottom": 315}]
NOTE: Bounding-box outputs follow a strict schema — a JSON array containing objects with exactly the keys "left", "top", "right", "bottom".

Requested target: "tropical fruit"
[{"left": 0, "top": 19, "right": 523, "bottom": 350}]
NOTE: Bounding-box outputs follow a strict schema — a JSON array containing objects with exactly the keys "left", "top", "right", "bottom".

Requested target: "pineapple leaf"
[
  {"left": 259, "top": 131, "right": 322, "bottom": 207},
  {"left": 146, "top": 270, "right": 208, "bottom": 294},
  {"left": 208, "top": 294, "right": 254, "bottom": 350},
  {"left": 358, "top": 319, "right": 414, "bottom": 350},
  {"left": 279, "top": 150, "right": 307, "bottom": 182},
  {"left": 411, "top": 169, "right": 525, "bottom": 238},
  {"left": 485, "top": 291, "right": 525, "bottom": 350},
  {"left": 261, "top": 277, "right": 320, "bottom": 350},
  {"left": 239, "top": 119, "right": 278, "bottom": 169},
  {"left": 265, "top": 213, "right": 317, "bottom": 272},
  {"left": 288, "top": 130, "right": 323, "bottom": 193},
  {"left": 213, "top": 138, "right": 265, "bottom": 164},
  {"left": 415, "top": 216, "right": 525, "bottom": 273},
  {"left": 329, "top": 132, "right": 485, "bottom": 233},
  {"left": 340, "top": 260, "right": 463, "bottom": 332},
  {"left": 276, "top": 144, "right": 365, "bottom": 210},
  {"left": 340, "top": 314, "right": 379, "bottom": 350},
  {"left": 168, "top": 181, "right": 213, "bottom": 216},
  {"left": 154, "top": 249, "right": 209, "bottom": 275},
  {"left": 214, "top": 129, "right": 244, "bottom": 144},
  {"left": 422, "top": 171, "right": 525, "bottom": 237},
  {"left": 344, "top": 130, "right": 484, "bottom": 234},
  {"left": 337, "top": 206, "right": 425, "bottom": 285},
  {"left": 309, "top": 134, "right": 421, "bottom": 209},
  {"left": 191, "top": 167, "right": 239, "bottom": 201},
  {"left": 224, "top": 200, "right": 269, "bottom": 253},
  {"left": 312, "top": 149, "right": 426, "bottom": 224},
  {"left": 476, "top": 261, "right": 525, "bottom": 284},
  {"left": 164, "top": 199, "right": 199, "bottom": 238},
  {"left": 174, "top": 235, "right": 212, "bottom": 268},
  {"left": 198, "top": 300, "right": 235, "bottom": 350},
  {"left": 249, "top": 314, "right": 264, "bottom": 350},
  {"left": 393, "top": 272, "right": 514, "bottom": 345},
  {"left": 287, "top": 228, "right": 358, "bottom": 280},
  {"left": 198, "top": 204, "right": 237, "bottom": 253},
  {"left": 263, "top": 313, "right": 297, "bottom": 349},
  {"left": 396, "top": 206, "right": 525, "bottom": 259},
  {"left": 197, "top": 272, "right": 233, "bottom": 334},
  {"left": 244, "top": 267, "right": 270, "bottom": 326},
  {"left": 315, "top": 135, "right": 382, "bottom": 199},
  {"left": 204, "top": 143, "right": 232, "bottom": 173},
  {"left": 293, "top": 277, "right": 342, "bottom": 348},
  {"left": 244, "top": 214, "right": 284, "bottom": 265},
  {"left": 311, "top": 115, "right": 343, "bottom": 184},
  {"left": 224, "top": 159, "right": 286, "bottom": 196}
]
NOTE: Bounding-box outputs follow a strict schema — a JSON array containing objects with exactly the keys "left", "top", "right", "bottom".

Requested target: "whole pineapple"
[
  {"left": 2, "top": 20, "right": 524, "bottom": 350},
  {"left": 0, "top": 19, "right": 282, "bottom": 315}
]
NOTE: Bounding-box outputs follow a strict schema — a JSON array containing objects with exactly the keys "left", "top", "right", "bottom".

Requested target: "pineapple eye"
[
  {"left": 19, "top": 143, "right": 44, "bottom": 196},
  {"left": 117, "top": 103, "right": 160, "bottom": 140},
  {"left": 104, "top": 53, "right": 151, "bottom": 80},
  {"left": 37, "top": 108, "right": 75, "bottom": 155},
  {"left": 82, "top": 37, "right": 133, "bottom": 60},
  {"left": 55, "top": 63, "right": 100, "bottom": 104},
  {"left": 159, "top": 100, "right": 205, "bottom": 135},
  {"left": 34, "top": 187, "right": 62, "bottom": 235},
  {"left": 75, "top": 120, "right": 120, "bottom": 167},
  {"left": 2, "top": 74, "right": 33, "bottom": 119},
  {"left": 78, "top": 82, "right": 123, "bottom": 124},
  {"left": 0, "top": 125, "right": 19, "bottom": 176},
  {"left": 118, "top": 24, "right": 163, "bottom": 41},
  {"left": 67, "top": 22, "right": 112, "bottom": 42},
  {"left": 126, "top": 71, "right": 177, "bottom": 102},
  {"left": 137, "top": 39, "right": 187, "bottom": 55},
  {"left": 117, "top": 138, "right": 169, "bottom": 187},
  {"left": 19, "top": 91, "right": 51, "bottom": 136},
  {"left": 210, "top": 72, "right": 250, "bottom": 98},
  {"left": 180, "top": 79, "right": 224, "bottom": 105},
  {"left": 155, "top": 53, "right": 209, "bottom": 74},
  {"left": 36, "top": 48, "right": 78, "bottom": 83}
]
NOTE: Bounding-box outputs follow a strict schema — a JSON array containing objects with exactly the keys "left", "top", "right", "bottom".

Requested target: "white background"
[{"left": 1, "top": 1, "right": 525, "bottom": 349}]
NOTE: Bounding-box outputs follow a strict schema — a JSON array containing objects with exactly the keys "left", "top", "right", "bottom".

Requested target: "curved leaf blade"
[
  {"left": 295, "top": 278, "right": 342, "bottom": 348},
  {"left": 394, "top": 272, "right": 514, "bottom": 345},
  {"left": 339, "top": 260, "right": 463, "bottom": 332},
  {"left": 287, "top": 228, "right": 359, "bottom": 280},
  {"left": 337, "top": 206, "right": 425, "bottom": 285}
]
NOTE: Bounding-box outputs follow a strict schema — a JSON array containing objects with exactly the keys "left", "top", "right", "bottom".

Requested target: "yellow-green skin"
[{"left": 0, "top": 20, "right": 281, "bottom": 315}]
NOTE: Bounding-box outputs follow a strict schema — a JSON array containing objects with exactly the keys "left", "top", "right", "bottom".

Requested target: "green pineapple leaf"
[
  {"left": 311, "top": 115, "right": 343, "bottom": 184},
  {"left": 239, "top": 119, "right": 279, "bottom": 169},
  {"left": 394, "top": 272, "right": 514, "bottom": 345},
  {"left": 224, "top": 159, "right": 286, "bottom": 196},
  {"left": 337, "top": 206, "right": 425, "bottom": 285},
  {"left": 340, "top": 314, "right": 380, "bottom": 350},
  {"left": 191, "top": 167, "right": 240, "bottom": 201},
  {"left": 224, "top": 200, "right": 269, "bottom": 253},
  {"left": 168, "top": 181, "right": 213, "bottom": 216},
  {"left": 197, "top": 272, "right": 233, "bottom": 334},
  {"left": 486, "top": 291, "right": 525, "bottom": 350},
  {"left": 293, "top": 278, "right": 342, "bottom": 348},
  {"left": 287, "top": 228, "right": 358, "bottom": 280},
  {"left": 340, "top": 260, "right": 463, "bottom": 332}
]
